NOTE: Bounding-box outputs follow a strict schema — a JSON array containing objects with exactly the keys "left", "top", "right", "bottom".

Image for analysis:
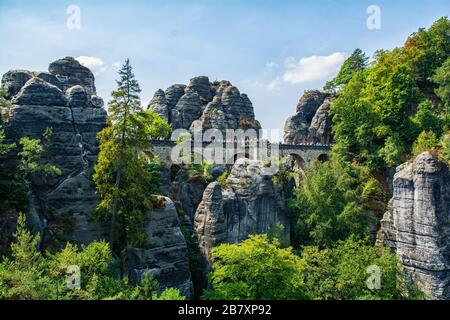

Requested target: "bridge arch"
[
  {"left": 286, "top": 154, "right": 306, "bottom": 172},
  {"left": 318, "top": 153, "right": 329, "bottom": 162}
]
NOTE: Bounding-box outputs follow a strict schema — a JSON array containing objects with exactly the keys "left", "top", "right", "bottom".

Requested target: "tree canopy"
[{"left": 93, "top": 59, "right": 172, "bottom": 248}]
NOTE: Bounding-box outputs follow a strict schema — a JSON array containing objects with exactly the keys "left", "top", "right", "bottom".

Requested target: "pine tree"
[
  {"left": 93, "top": 59, "right": 171, "bottom": 250},
  {"left": 331, "top": 49, "right": 369, "bottom": 90}
]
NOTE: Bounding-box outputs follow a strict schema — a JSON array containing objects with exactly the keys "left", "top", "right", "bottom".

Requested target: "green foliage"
[
  {"left": 187, "top": 160, "right": 213, "bottom": 183},
  {"left": 0, "top": 126, "right": 15, "bottom": 157},
  {"left": 288, "top": 158, "right": 373, "bottom": 248},
  {"left": 0, "top": 127, "right": 60, "bottom": 210},
  {"left": 0, "top": 86, "right": 12, "bottom": 122},
  {"left": 180, "top": 226, "right": 207, "bottom": 299},
  {"left": 412, "top": 131, "right": 440, "bottom": 156},
  {"left": 441, "top": 132, "right": 450, "bottom": 163},
  {"left": 299, "top": 239, "right": 425, "bottom": 300},
  {"left": 378, "top": 135, "right": 405, "bottom": 167},
  {"left": 330, "top": 18, "right": 450, "bottom": 171},
  {"left": 412, "top": 100, "right": 442, "bottom": 136},
  {"left": 216, "top": 171, "right": 229, "bottom": 188},
  {"left": 17, "top": 134, "right": 61, "bottom": 181},
  {"left": 0, "top": 213, "right": 184, "bottom": 300},
  {"left": 332, "top": 49, "right": 369, "bottom": 89},
  {"left": 203, "top": 235, "right": 310, "bottom": 300},
  {"left": 93, "top": 59, "right": 172, "bottom": 248},
  {"left": 143, "top": 157, "right": 162, "bottom": 195},
  {"left": 201, "top": 161, "right": 213, "bottom": 181},
  {"left": 0, "top": 213, "right": 60, "bottom": 299},
  {"left": 432, "top": 56, "right": 450, "bottom": 112},
  {"left": 403, "top": 17, "right": 450, "bottom": 91},
  {"left": 155, "top": 287, "right": 186, "bottom": 300}
]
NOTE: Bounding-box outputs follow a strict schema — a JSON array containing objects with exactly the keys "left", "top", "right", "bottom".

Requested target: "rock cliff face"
[
  {"left": 194, "top": 159, "right": 290, "bottom": 264},
  {"left": 1, "top": 57, "right": 194, "bottom": 296},
  {"left": 377, "top": 152, "right": 450, "bottom": 300},
  {"left": 284, "top": 90, "right": 332, "bottom": 145},
  {"left": 121, "top": 197, "right": 193, "bottom": 298},
  {"left": 148, "top": 77, "right": 261, "bottom": 133},
  {"left": 1, "top": 57, "right": 108, "bottom": 247}
]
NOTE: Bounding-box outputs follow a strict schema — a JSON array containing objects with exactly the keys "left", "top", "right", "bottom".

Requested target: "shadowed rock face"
[
  {"left": 147, "top": 76, "right": 261, "bottom": 132},
  {"left": 1, "top": 57, "right": 195, "bottom": 297},
  {"left": 377, "top": 152, "right": 450, "bottom": 300},
  {"left": 194, "top": 159, "right": 290, "bottom": 265},
  {"left": 148, "top": 89, "right": 169, "bottom": 121},
  {"left": 48, "top": 57, "right": 97, "bottom": 96},
  {"left": 1, "top": 57, "right": 108, "bottom": 247},
  {"left": 1, "top": 70, "right": 33, "bottom": 99},
  {"left": 11, "top": 78, "right": 68, "bottom": 107},
  {"left": 121, "top": 197, "right": 193, "bottom": 298},
  {"left": 284, "top": 90, "right": 332, "bottom": 145},
  {"left": 171, "top": 90, "right": 203, "bottom": 130},
  {"left": 66, "top": 85, "right": 88, "bottom": 108}
]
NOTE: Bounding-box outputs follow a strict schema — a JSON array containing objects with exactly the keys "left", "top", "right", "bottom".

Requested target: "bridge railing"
[{"left": 149, "top": 139, "right": 332, "bottom": 150}]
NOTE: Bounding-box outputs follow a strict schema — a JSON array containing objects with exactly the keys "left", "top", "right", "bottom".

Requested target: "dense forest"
[{"left": 0, "top": 17, "right": 449, "bottom": 300}]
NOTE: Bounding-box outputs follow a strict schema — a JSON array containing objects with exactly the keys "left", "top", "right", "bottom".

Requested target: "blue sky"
[{"left": 0, "top": 0, "right": 449, "bottom": 138}]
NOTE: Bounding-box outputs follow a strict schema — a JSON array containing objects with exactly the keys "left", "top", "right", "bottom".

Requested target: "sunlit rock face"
[
  {"left": 377, "top": 152, "right": 450, "bottom": 300},
  {"left": 194, "top": 159, "right": 290, "bottom": 265},
  {"left": 284, "top": 90, "right": 332, "bottom": 145},
  {"left": 147, "top": 76, "right": 261, "bottom": 133}
]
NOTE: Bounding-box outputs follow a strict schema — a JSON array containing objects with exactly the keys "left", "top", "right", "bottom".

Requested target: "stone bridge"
[{"left": 149, "top": 140, "right": 331, "bottom": 168}]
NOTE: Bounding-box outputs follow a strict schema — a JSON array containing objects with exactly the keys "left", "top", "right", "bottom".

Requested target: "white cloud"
[
  {"left": 281, "top": 52, "right": 346, "bottom": 84},
  {"left": 112, "top": 61, "right": 121, "bottom": 70},
  {"left": 267, "top": 78, "right": 282, "bottom": 92},
  {"left": 75, "top": 56, "right": 107, "bottom": 75},
  {"left": 265, "top": 61, "right": 278, "bottom": 69}
]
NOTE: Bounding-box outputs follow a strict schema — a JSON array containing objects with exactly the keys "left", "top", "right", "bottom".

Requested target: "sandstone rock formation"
[
  {"left": 1, "top": 57, "right": 108, "bottom": 247},
  {"left": 48, "top": 57, "right": 97, "bottom": 96},
  {"left": 11, "top": 78, "right": 68, "bottom": 107},
  {"left": 377, "top": 152, "right": 450, "bottom": 300},
  {"left": 1, "top": 57, "right": 196, "bottom": 297},
  {"left": 66, "top": 85, "right": 88, "bottom": 108},
  {"left": 148, "top": 89, "right": 169, "bottom": 122},
  {"left": 148, "top": 76, "right": 261, "bottom": 133},
  {"left": 284, "top": 90, "right": 332, "bottom": 145},
  {"left": 169, "top": 167, "right": 207, "bottom": 221},
  {"left": 121, "top": 197, "right": 193, "bottom": 298},
  {"left": 1, "top": 70, "right": 33, "bottom": 99},
  {"left": 194, "top": 159, "right": 290, "bottom": 264}
]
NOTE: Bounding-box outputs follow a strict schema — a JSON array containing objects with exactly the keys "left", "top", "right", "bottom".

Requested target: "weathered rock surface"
[
  {"left": 284, "top": 90, "right": 332, "bottom": 144},
  {"left": 377, "top": 152, "right": 450, "bottom": 300},
  {"left": 170, "top": 168, "right": 207, "bottom": 221},
  {"left": 121, "top": 197, "right": 193, "bottom": 298},
  {"left": 148, "top": 76, "right": 261, "bottom": 133},
  {"left": 89, "top": 95, "right": 104, "bottom": 108},
  {"left": 165, "top": 84, "right": 186, "bottom": 109},
  {"left": 1, "top": 57, "right": 108, "bottom": 248},
  {"left": 34, "top": 72, "right": 63, "bottom": 90},
  {"left": 11, "top": 78, "right": 68, "bottom": 107},
  {"left": 1, "top": 57, "right": 196, "bottom": 297},
  {"left": 194, "top": 183, "right": 227, "bottom": 263},
  {"left": 186, "top": 76, "right": 213, "bottom": 104},
  {"left": 309, "top": 97, "right": 333, "bottom": 145},
  {"left": 148, "top": 89, "right": 169, "bottom": 122},
  {"left": 190, "top": 96, "right": 227, "bottom": 134},
  {"left": 66, "top": 85, "right": 88, "bottom": 108},
  {"left": 48, "top": 57, "right": 97, "bottom": 96},
  {"left": 1, "top": 70, "right": 33, "bottom": 99},
  {"left": 194, "top": 159, "right": 290, "bottom": 264},
  {"left": 171, "top": 91, "right": 203, "bottom": 130}
]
